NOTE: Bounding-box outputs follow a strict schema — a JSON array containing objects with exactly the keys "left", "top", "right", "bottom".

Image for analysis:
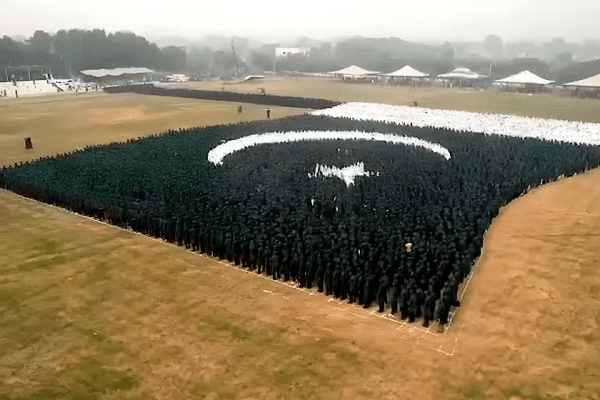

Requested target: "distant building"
[
  {"left": 275, "top": 47, "right": 311, "bottom": 58},
  {"left": 164, "top": 74, "right": 190, "bottom": 82}
]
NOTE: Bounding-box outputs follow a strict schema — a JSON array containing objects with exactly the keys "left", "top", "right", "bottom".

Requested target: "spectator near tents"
[
  {"left": 436, "top": 67, "right": 488, "bottom": 88},
  {"left": 563, "top": 72, "right": 600, "bottom": 99},
  {"left": 380, "top": 65, "right": 430, "bottom": 87},
  {"left": 329, "top": 65, "right": 380, "bottom": 81},
  {"left": 494, "top": 70, "right": 555, "bottom": 93}
]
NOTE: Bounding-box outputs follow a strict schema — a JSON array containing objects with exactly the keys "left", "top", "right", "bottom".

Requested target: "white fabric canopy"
[
  {"left": 329, "top": 65, "right": 380, "bottom": 77},
  {"left": 381, "top": 65, "right": 429, "bottom": 78},
  {"left": 437, "top": 67, "right": 487, "bottom": 80},
  {"left": 564, "top": 72, "right": 600, "bottom": 88},
  {"left": 495, "top": 70, "right": 554, "bottom": 85},
  {"left": 80, "top": 67, "right": 154, "bottom": 78}
]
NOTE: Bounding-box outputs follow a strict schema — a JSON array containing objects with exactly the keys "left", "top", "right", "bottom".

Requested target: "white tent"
[
  {"left": 495, "top": 70, "right": 554, "bottom": 85},
  {"left": 381, "top": 65, "right": 429, "bottom": 78},
  {"left": 80, "top": 67, "right": 154, "bottom": 78},
  {"left": 564, "top": 72, "right": 600, "bottom": 88},
  {"left": 329, "top": 65, "right": 380, "bottom": 78},
  {"left": 437, "top": 67, "right": 487, "bottom": 80}
]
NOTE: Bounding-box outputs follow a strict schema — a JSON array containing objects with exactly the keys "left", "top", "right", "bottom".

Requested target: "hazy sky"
[{"left": 2, "top": 0, "right": 599, "bottom": 42}]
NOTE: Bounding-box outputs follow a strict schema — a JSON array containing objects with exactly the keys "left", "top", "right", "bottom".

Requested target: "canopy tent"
[
  {"left": 563, "top": 72, "right": 600, "bottom": 99},
  {"left": 564, "top": 72, "right": 600, "bottom": 88},
  {"left": 80, "top": 67, "right": 154, "bottom": 78},
  {"left": 437, "top": 67, "right": 487, "bottom": 80},
  {"left": 329, "top": 65, "right": 380, "bottom": 78},
  {"left": 80, "top": 67, "right": 155, "bottom": 86},
  {"left": 495, "top": 70, "right": 554, "bottom": 85},
  {"left": 381, "top": 65, "right": 429, "bottom": 78}
]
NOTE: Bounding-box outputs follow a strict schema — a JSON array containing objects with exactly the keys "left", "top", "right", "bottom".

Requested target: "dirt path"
[{"left": 2, "top": 167, "right": 600, "bottom": 399}]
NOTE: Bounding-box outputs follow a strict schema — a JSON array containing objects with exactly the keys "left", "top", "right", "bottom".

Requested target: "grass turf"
[
  {"left": 0, "top": 91, "right": 307, "bottom": 168},
  {"left": 183, "top": 76, "right": 600, "bottom": 123},
  {"left": 2, "top": 79, "right": 600, "bottom": 399}
]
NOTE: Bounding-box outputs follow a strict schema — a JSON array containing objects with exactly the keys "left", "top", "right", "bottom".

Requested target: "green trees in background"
[{"left": 0, "top": 29, "right": 186, "bottom": 79}]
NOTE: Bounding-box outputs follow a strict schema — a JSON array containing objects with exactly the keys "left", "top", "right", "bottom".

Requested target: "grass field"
[
  {"left": 2, "top": 79, "right": 600, "bottom": 399},
  {"left": 0, "top": 92, "right": 307, "bottom": 168},
  {"left": 181, "top": 76, "right": 600, "bottom": 123}
]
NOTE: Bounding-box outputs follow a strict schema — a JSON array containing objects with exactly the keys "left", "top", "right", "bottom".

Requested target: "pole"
[
  {"left": 4, "top": 68, "right": 8, "bottom": 82},
  {"left": 28, "top": 68, "right": 31, "bottom": 81}
]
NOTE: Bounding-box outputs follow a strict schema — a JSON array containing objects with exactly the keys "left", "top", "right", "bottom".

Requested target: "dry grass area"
[
  {"left": 2, "top": 168, "right": 600, "bottom": 399},
  {"left": 0, "top": 92, "right": 307, "bottom": 168},
  {"left": 1, "top": 82, "right": 600, "bottom": 399},
  {"left": 182, "top": 77, "right": 600, "bottom": 123}
]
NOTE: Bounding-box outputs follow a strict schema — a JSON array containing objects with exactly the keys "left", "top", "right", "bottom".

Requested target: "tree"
[
  {"left": 483, "top": 35, "right": 504, "bottom": 59},
  {"left": 0, "top": 36, "right": 24, "bottom": 69},
  {"left": 27, "top": 30, "right": 52, "bottom": 63},
  {"left": 248, "top": 49, "right": 272, "bottom": 73},
  {"left": 440, "top": 42, "right": 455, "bottom": 61}
]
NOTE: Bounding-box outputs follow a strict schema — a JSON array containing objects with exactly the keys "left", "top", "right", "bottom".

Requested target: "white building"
[
  {"left": 275, "top": 47, "right": 311, "bottom": 58},
  {"left": 164, "top": 74, "right": 190, "bottom": 82}
]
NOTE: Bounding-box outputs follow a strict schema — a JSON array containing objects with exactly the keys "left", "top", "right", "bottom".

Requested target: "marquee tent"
[
  {"left": 437, "top": 67, "right": 487, "bottom": 81},
  {"left": 494, "top": 70, "right": 554, "bottom": 93},
  {"left": 329, "top": 65, "right": 380, "bottom": 79},
  {"left": 563, "top": 72, "right": 600, "bottom": 98},
  {"left": 80, "top": 67, "right": 155, "bottom": 85},
  {"left": 381, "top": 65, "right": 429, "bottom": 78},
  {"left": 564, "top": 72, "right": 600, "bottom": 88},
  {"left": 80, "top": 67, "right": 154, "bottom": 77},
  {"left": 436, "top": 67, "right": 488, "bottom": 88},
  {"left": 495, "top": 70, "right": 554, "bottom": 85}
]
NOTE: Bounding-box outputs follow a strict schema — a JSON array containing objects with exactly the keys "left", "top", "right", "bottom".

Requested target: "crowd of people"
[{"left": 3, "top": 114, "right": 600, "bottom": 330}]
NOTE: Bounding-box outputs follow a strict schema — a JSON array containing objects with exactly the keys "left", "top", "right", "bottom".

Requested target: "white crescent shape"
[{"left": 207, "top": 130, "right": 451, "bottom": 165}]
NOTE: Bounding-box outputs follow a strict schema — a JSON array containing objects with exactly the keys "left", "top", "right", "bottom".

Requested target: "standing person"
[
  {"left": 408, "top": 290, "right": 418, "bottom": 323},
  {"left": 399, "top": 286, "right": 409, "bottom": 320},
  {"left": 333, "top": 267, "right": 342, "bottom": 298},
  {"left": 437, "top": 286, "right": 452, "bottom": 332},
  {"left": 266, "top": 108, "right": 271, "bottom": 119},
  {"left": 363, "top": 273, "right": 374, "bottom": 309},
  {"left": 324, "top": 265, "right": 333, "bottom": 296},
  {"left": 377, "top": 274, "right": 389, "bottom": 313},
  {"left": 348, "top": 272, "right": 358, "bottom": 304},
  {"left": 388, "top": 284, "right": 398, "bottom": 315},
  {"left": 423, "top": 292, "right": 435, "bottom": 328}
]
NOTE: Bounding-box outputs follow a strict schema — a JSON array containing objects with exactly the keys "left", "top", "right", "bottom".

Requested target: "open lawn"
[
  {"left": 2, "top": 168, "right": 600, "bottom": 399},
  {"left": 1, "top": 82, "right": 600, "bottom": 399},
  {"left": 180, "top": 76, "right": 600, "bottom": 123},
  {"left": 0, "top": 92, "right": 307, "bottom": 168}
]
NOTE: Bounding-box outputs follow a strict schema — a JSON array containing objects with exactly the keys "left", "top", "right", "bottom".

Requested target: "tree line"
[{"left": 0, "top": 29, "right": 186, "bottom": 79}]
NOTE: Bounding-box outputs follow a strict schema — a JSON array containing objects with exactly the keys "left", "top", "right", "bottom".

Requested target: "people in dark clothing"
[
  {"left": 5, "top": 112, "right": 598, "bottom": 333},
  {"left": 423, "top": 292, "right": 435, "bottom": 327},
  {"left": 363, "top": 273, "right": 374, "bottom": 309},
  {"left": 399, "top": 287, "right": 409, "bottom": 320},
  {"left": 377, "top": 274, "right": 389, "bottom": 313},
  {"left": 408, "top": 291, "right": 418, "bottom": 323}
]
